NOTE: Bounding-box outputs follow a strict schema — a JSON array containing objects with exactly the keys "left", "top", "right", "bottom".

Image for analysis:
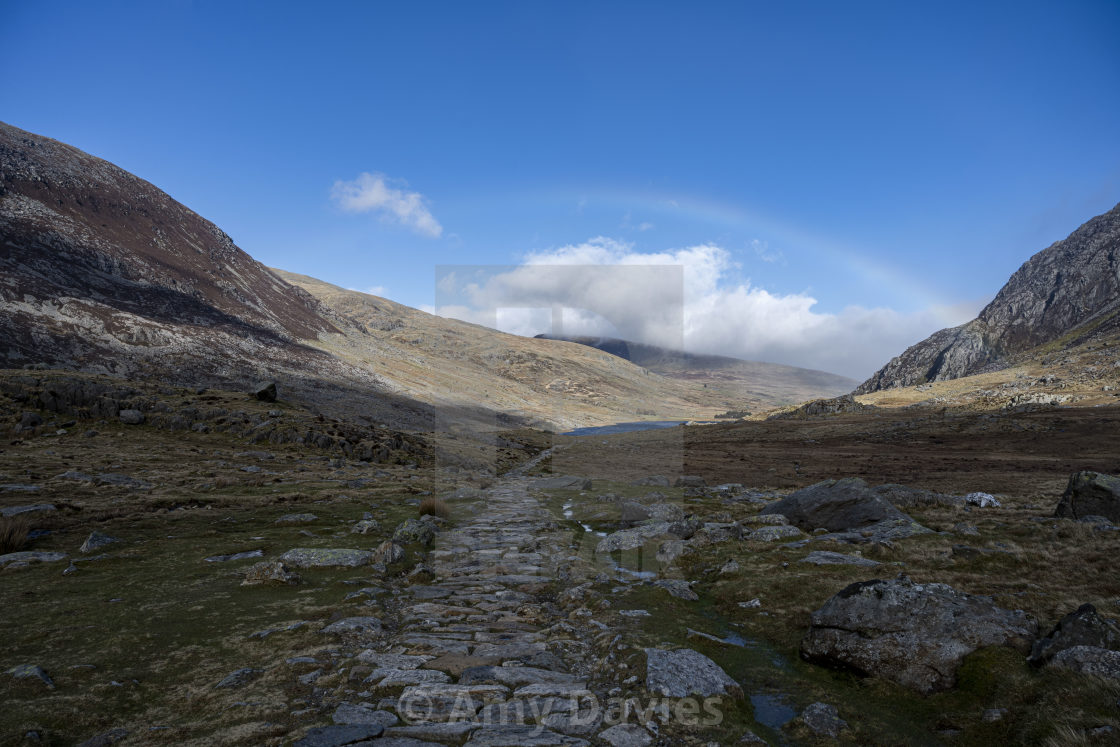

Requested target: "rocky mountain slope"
[
  {"left": 536, "top": 334, "right": 855, "bottom": 410},
  {"left": 858, "top": 202, "right": 1120, "bottom": 393},
  {"left": 0, "top": 121, "right": 748, "bottom": 430}
]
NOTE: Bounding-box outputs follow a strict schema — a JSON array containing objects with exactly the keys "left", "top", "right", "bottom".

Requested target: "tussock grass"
[
  {"left": 419, "top": 496, "right": 450, "bottom": 519},
  {"left": 0, "top": 516, "right": 30, "bottom": 554}
]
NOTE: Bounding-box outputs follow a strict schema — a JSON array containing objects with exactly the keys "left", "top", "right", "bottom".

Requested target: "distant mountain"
[
  {"left": 0, "top": 121, "right": 759, "bottom": 430},
  {"left": 857, "top": 203, "right": 1120, "bottom": 393},
  {"left": 534, "top": 334, "right": 856, "bottom": 409}
]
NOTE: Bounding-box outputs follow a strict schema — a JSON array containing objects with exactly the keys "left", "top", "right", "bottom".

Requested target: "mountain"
[
  {"left": 534, "top": 334, "right": 856, "bottom": 410},
  {"left": 0, "top": 121, "right": 747, "bottom": 430},
  {"left": 857, "top": 203, "right": 1120, "bottom": 393}
]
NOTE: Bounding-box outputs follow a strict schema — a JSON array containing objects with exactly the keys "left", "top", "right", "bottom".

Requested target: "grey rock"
[
  {"left": 278, "top": 547, "right": 372, "bottom": 568},
  {"left": 205, "top": 549, "right": 264, "bottom": 563},
  {"left": 95, "top": 473, "right": 152, "bottom": 490},
  {"left": 964, "top": 492, "right": 1001, "bottom": 508},
  {"left": 384, "top": 722, "right": 476, "bottom": 742},
  {"left": 118, "top": 409, "right": 144, "bottom": 425},
  {"left": 253, "top": 381, "right": 278, "bottom": 402},
  {"left": 857, "top": 202, "right": 1120, "bottom": 392},
  {"left": 293, "top": 724, "right": 384, "bottom": 747},
  {"left": 644, "top": 648, "right": 741, "bottom": 697},
  {"left": 393, "top": 518, "right": 436, "bottom": 546},
  {"left": 1055, "top": 471, "right": 1120, "bottom": 522},
  {"left": 1049, "top": 646, "right": 1120, "bottom": 679},
  {"left": 75, "top": 728, "right": 129, "bottom": 747},
  {"left": 655, "top": 539, "right": 688, "bottom": 565},
  {"left": 646, "top": 502, "right": 685, "bottom": 521},
  {"left": 19, "top": 411, "right": 43, "bottom": 428},
  {"left": 7, "top": 664, "right": 54, "bottom": 689},
  {"left": 0, "top": 503, "right": 55, "bottom": 517},
  {"left": 693, "top": 522, "right": 742, "bottom": 544},
  {"left": 748, "top": 525, "right": 804, "bottom": 542},
  {"left": 675, "top": 475, "right": 706, "bottom": 488},
  {"left": 465, "top": 725, "right": 588, "bottom": 745},
  {"left": 321, "top": 616, "right": 383, "bottom": 637},
  {"left": 798, "top": 702, "right": 848, "bottom": 738},
  {"left": 652, "top": 579, "right": 699, "bottom": 601},
  {"left": 372, "top": 540, "right": 406, "bottom": 565},
  {"left": 80, "top": 531, "right": 119, "bottom": 553},
  {"left": 351, "top": 519, "right": 380, "bottom": 534},
  {"left": 597, "top": 724, "right": 651, "bottom": 747},
  {"left": 0, "top": 551, "right": 68, "bottom": 568},
  {"left": 459, "top": 666, "right": 578, "bottom": 688},
  {"left": 332, "top": 703, "right": 400, "bottom": 727},
  {"left": 767, "top": 393, "right": 874, "bottom": 420},
  {"left": 801, "top": 575, "right": 1037, "bottom": 693},
  {"left": 800, "top": 550, "right": 880, "bottom": 567},
  {"left": 596, "top": 522, "right": 673, "bottom": 553},
  {"left": 241, "top": 561, "right": 300, "bottom": 585},
  {"left": 619, "top": 501, "right": 651, "bottom": 522},
  {"left": 276, "top": 513, "right": 318, "bottom": 524},
  {"left": 215, "top": 667, "right": 261, "bottom": 688},
  {"left": 982, "top": 708, "right": 1008, "bottom": 722},
  {"left": 535, "top": 475, "right": 593, "bottom": 491},
  {"left": 1029, "top": 603, "right": 1120, "bottom": 666},
  {"left": 759, "top": 477, "right": 917, "bottom": 532}
]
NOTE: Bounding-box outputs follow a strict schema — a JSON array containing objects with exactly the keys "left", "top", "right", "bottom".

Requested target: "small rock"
[
  {"left": 80, "top": 531, "right": 120, "bottom": 554},
  {"left": 800, "top": 550, "right": 880, "bottom": 567},
  {"left": 215, "top": 668, "right": 261, "bottom": 688},
  {"left": 75, "top": 728, "right": 129, "bottom": 747},
  {"left": 7, "top": 664, "right": 54, "bottom": 689},
  {"left": 798, "top": 702, "right": 848, "bottom": 738},
  {"left": 393, "top": 518, "right": 436, "bottom": 546},
  {"left": 0, "top": 551, "right": 68, "bottom": 568},
  {"left": 372, "top": 540, "right": 405, "bottom": 565},
  {"left": 964, "top": 492, "right": 1000, "bottom": 508},
  {"left": 242, "top": 561, "right": 300, "bottom": 586},
  {"left": 278, "top": 548, "right": 372, "bottom": 568},
  {"left": 321, "top": 616, "right": 383, "bottom": 637},
  {"left": 332, "top": 702, "right": 399, "bottom": 727},
  {"left": 720, "top": 560, "right": 740, "bottom": 574},
  {"left": 118, "top": 409, "right": 144, "bottom": 425},
  {"left": 652, "top": 579, "right": 699, "bottom": 601},
  {"left": 981, "top": 708, "right": 1007, "bottom": 722},
  {"left": 205, "top": 549, "right": 264, "bottom": 563},
  {"left": 275, "top": 513, "right": 318, "bottom": 525},
  {"left": 351, "top": 519, "right": 379, "bottom": 534},
  {"left": 598, "top": 723, "right": 652, "bottom": 747},
  {"left": 748, "top": 525, "right": 804, "bottom": 542}
]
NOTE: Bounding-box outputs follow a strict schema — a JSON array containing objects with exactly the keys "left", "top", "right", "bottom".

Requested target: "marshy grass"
[
  {"left": 419, "top": 496, "right": 450, "bottom": 519},
  {"left": 0, "top": 515, "right": 30, "bottom": 554}
]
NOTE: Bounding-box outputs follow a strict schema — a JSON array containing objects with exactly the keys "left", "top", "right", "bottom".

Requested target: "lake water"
[{"left": 562, "top": 420, "right": 685, "bottom": 437}]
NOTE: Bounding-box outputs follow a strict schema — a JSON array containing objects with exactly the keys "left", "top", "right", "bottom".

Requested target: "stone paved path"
[{"left": 309, "top": 452, "right": 615, "bottom": 746}]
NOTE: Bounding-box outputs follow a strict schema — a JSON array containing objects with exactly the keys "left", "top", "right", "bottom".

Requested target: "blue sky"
[{"left": 3, "top": 1, "right": 1119, "bottom": 377}]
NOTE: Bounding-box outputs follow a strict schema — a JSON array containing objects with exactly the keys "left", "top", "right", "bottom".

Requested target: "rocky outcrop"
[
  {"left": 1054, "top": 471, "right": 1120, "bottom": 522},
  {"left": 801, "top": 576, "right": 1037, "bottom": 693},
  {"left": 858, "top": 202, "right": 1120, "bottom": 392}
]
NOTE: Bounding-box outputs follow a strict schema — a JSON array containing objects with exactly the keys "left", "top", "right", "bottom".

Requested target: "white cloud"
[
  {"left": 431, "top": 237, "right": 980, "bottom": 380},
  {"left": 331, "top": 172, "right": 442, "bottom": 237}
]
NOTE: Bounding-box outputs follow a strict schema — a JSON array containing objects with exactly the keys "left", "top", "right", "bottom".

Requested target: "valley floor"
[{"left": 2, "top": 375, "right": 1120, "bottom": 745}]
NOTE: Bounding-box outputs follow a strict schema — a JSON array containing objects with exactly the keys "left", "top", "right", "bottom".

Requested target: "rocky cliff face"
[{"left": 858, "top": 203, "right": 1120, "bottom": 393}]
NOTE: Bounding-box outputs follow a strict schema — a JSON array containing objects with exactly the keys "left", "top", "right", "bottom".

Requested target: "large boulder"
[
  {"left": 801, "top": 575, "right": 1037, "bottom": 694},
  {"left": 1030, "top": 604, "right": 1120, "bottom": 666},
  {"left": 252, "top": 381, "right": 278, "bottom": 402},
  {"left": 596, "top": 522, "right": 674, "bottom": 553},
  {"left": 760, "top": 478, "right": 913, "bottom": 532},
  {"left": 393, "top": 519, "right": 436, "bottom": 547},
  {"left": 1054, "top": 471, "right": 1120, "bottom": 522},
  {"left": 1049, "top": 646, "right": 1120, "bottom": 680}
]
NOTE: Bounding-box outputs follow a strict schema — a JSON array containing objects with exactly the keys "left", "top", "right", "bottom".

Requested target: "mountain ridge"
[{"left": 857, "top": 202, "right": 1120, "bottom": 393}]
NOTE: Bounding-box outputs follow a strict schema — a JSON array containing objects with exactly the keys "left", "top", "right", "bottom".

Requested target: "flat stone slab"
[
  {"left": 800, "top": 551, "right": 880, "bottom": 567},
  {"left": 332, "top": 703, "right": 400, "bottom": 727},
  {"left": 293, "top": 724, "right": 384, "bottom": 747},
  {"left": 644, "top": 648, "right": 741, "bottom": 697},
  {"left": 397, "top": 684, "right": 509, "bottom": 721},
  {"left": 459, "top": 666, "right": 579, "bottom": 688},
  {"left": 370, "top": 668, "right": 452, "bottom": 687},
  {"left": 358, "top": 652, "right": 431, "bottom": 670},
  {"left": 321, "top": 617, "right": 383, "bottom": 637},
  {"left": 0, "top": 551, "right": 68, "bottom": 568},
  {"left": 465, "top": 725, "right": 589, "bottom": 746},
  {"left": 1, "top": 503, "right": 54, "bottom": 516},
  {"left": 204, "top": 549, "right": 264, "bottom": 563},
  {"left": 278, "top": 548, "right": 373, "bottom": 568}
]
